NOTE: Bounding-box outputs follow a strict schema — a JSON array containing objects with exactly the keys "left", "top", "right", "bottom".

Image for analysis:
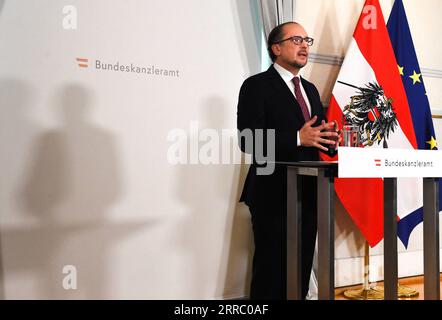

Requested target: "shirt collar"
[{"left": 273, "top": 62, "right": 302, "bottom": 83}]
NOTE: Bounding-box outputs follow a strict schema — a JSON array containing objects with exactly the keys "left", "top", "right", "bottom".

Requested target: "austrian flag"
[{"left": 323, "top": 0, "right": 427, "bottom": 247}]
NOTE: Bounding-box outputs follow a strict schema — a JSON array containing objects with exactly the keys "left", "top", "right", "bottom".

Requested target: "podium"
[
  {"left": 285, "top": 150, "right": 441, "bottom": 300},
  {"left": 285, "top": 161, "right": 337, "bottom": 300}
]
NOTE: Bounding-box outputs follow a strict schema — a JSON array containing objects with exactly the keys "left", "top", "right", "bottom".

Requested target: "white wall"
[
  {"left": 0, "top": 0, "right": 441, "bottom": 299},
  {"left": 0, "top": 0, "right": 263, "bottom": 299}
]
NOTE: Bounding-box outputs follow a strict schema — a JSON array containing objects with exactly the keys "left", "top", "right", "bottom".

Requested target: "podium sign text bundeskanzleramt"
[{"left": 338, "top": 147, "right": 442, "bottom": 178}]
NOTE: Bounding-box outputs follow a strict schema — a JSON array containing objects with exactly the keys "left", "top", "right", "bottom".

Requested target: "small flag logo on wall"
[
  {"left": 375, "top": 159, "right": 382, "bottom": 167},
  {"left": 76, "top": 58, "right": 89, "bottom": 68}
]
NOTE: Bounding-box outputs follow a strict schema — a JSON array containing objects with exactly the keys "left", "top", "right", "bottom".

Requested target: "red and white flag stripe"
[{"left": 324, "top": 0, "right": 421, "bottom": 247}]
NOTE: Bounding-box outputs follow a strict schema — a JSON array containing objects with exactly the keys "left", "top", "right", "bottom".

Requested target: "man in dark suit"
[{"left": 237, "top": 22, "right": 339, "bottom": 300}]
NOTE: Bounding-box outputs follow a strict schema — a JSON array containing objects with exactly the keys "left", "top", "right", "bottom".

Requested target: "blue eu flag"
[{"left": 387, "top": 0, "right": 441, "bottom": 247}]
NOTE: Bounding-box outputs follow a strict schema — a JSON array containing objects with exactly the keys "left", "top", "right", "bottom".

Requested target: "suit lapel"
[{"left": 266, "top": 66, "right": 306, "bottom": 123}]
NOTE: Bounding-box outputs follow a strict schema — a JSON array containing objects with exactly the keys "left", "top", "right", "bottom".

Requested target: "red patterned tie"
[{"left": 292, "top": 77, "right": 310, "bottom": 122}]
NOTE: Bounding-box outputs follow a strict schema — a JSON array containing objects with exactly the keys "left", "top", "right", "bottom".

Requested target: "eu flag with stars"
[{"left": 387, "top": 0, "right": 441, "bottom": 247}]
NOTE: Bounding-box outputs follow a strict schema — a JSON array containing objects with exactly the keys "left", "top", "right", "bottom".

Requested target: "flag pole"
[
  {"left": 343, "top": 241, "right": 419, "bottom": 299},
  {"left": 343, "top": 241, "right": 383, "bottom": 299},
  {"left": 336, "top": 80, "right": 418, "bottom": 299},
  {"left": 363, "top": 241, "right": 370, "bottom": 291}
]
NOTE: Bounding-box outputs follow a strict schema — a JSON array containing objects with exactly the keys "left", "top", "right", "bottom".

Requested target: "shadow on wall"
[
  {"left": 217, "top": 151, "right": 252, "bottom": 299},
  {"left": 20, "top": 84, "right": 121, "bottom": 298},
  {"left": 0, "top": 83, "right": 145, "bottom": 299},
  {"left": 0, "top": 78, "right": 34, "bottom": 300},
  {"left": 171, "top": 97, "right": 252, "bottom": 299},
  {"left": 214, "top": 0, "right": 264, "bottom": 299},
  {"left": 171, "top": 97, "right": 228, "bottom": 298},
  {"left": 203, "top": 97, "right": 252, "bottom": 299}
]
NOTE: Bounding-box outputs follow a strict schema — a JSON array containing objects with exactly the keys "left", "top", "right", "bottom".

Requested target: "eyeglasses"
[{"left": 274, "top": 35, "right": 314, "bottom": 47}]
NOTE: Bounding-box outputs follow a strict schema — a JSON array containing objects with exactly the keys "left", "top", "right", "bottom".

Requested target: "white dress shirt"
[{"left": 273, "top": 63, "right": 312, "bottom": 146}]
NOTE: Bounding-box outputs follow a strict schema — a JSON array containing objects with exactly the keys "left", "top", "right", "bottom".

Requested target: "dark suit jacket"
[{"left": 237, "top": 64, "right": 328, "bottom": 210}]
